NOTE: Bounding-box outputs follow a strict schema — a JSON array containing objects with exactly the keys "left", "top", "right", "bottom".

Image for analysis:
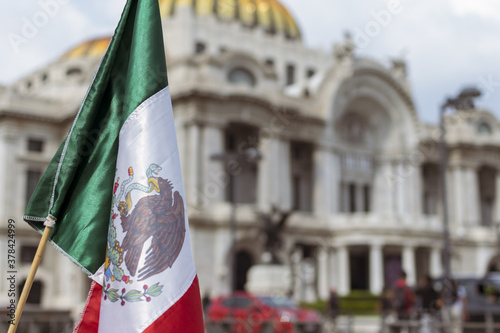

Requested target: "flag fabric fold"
[{"left": 23, "top": 0, "right": 203, "bottom": 332}]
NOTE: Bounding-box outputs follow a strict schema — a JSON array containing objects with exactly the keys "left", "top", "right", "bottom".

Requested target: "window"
[
  {"left": 19, "top": 280, "right": 42, "bottom": 305},
  {"left": 363, "top": 185, "right": 371, "bottom": 212},
  {"left": 422, "top": 163, "right": 440, "bottom": 215},
  {"left": 195, "top": 42, "right": 206, "bottom": 54},
  {"left": 227, "top": 67, "right": 256, "bottom": 87},
  {"left": 478, "top": 166, "right": 496, "bottom": 226},
  {"left": 21, "top": 245, "right": 38, "bottom": 263},
  {"left": 28, "top": 139, "right": 44, "bottom": 152},
  {"left": 306, "top": 68, "right": 316, "bottom": 78},
  {"left": 342, "top": 183, "right": 370, "bottom": 213},
  {"left": 292, "top": 176, "right": 301, "bottom": 210},
  {"left": 225, "top": 133, "right": 236, "bottom": 151},
  {"left": 349, "top": 183, "right": 356, "bottom": 213},
  {"left": 223, "top": 124, "right": 259, "bottom": 204},
  {"left": 290, "top": 142, "right": 313, "bottom": 212},
  {"left": 66, "top": 67, "right": 82, "bottom": 76},
  {"left": 26, "top": 170, "right": 42, "bottom": 205},
  {"left": 286, "top": 64, "right": 295, "bottom": 86}
]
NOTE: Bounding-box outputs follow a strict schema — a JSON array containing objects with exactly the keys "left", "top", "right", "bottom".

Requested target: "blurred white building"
[{"left": 1, "top": 0, "right": 500, "bottom": 325}]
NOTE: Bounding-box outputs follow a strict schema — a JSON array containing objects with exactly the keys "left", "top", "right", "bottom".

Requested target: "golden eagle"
[{"left": 119, "top": 177, "right": 185, "bottom": 281}]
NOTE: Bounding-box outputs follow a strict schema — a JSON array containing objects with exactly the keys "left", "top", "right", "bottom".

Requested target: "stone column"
[
  {"left": 402, "top": 245, "right": 416, "bottom": 286},
  {"left": 303, "top": 259, "right": 317, "bottom": 303},
  {"left": 465, "top": 167, "right": 480, "bottom": 225},
  {"left": 201, "top": 125, "right": 225, "bottom": 208},
  {"left": 279, "top": 140, "right": 292, "bottom": 210},
  {"left": 317, "top": 247, "right": 329, "bottom": 300},
  {"left": 331, "top": 153, "right": 341, "bottom": 214},
  {"left": 373, "top": 161, "right": 394, "bottom": 215},
  {"left": 328, "top": 248, "right": 337, "bottom": 290},
  {"left": 292, "top": 247, "right": 304, "bottom": 302},
  {"left": 314, "top": 147, "right": 333, "bottom": 216},
  {"left": 496, "top": 172, "right": 500, "bottom": 225},
  {"left": 430, "top": 247, "right": 442, "bottom": 278},
  {"left": 1, "top": 134, "right": 17, "bottom": 219},
  {"left": 476, "top": 247, "right": 494, "bottom": 275},
  {"left": 452, "top": 166, "right": 466, "bottom": 227},
  {"left": 185, "top": 123, "right": 201, "bottom": 206},
  {"left": 410, "top": 163, "right": 422, "bottom": 218},
  {"left": 337, "top": 245, "right": 350, "bottom": 295},
  {"left": 370, "top": 243, "right": 384, "bottom": 295},
  {"left": 396, "top": 161, "right": 408, "bottom": 217},
  {"left": 0, "top": 133, "right": 11, "bottom": 220},
  {"left": 213, "top": 229, "right": 232, "bottom": 295}
]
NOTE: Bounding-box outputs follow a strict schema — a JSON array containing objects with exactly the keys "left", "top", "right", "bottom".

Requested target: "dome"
[
  {"left": 61, "top": 37, "right": 111, "bottom": 59},
  {"left": 159, "top": 0, "right": 301, "bottom": 40},
  {"left": 62, "top": 0, "right": 301, "bottom": 59}
]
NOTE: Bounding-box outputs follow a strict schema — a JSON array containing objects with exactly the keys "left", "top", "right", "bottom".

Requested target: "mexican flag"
[{"left": 23, "top": 0, "right": 203, "bottom": 332}]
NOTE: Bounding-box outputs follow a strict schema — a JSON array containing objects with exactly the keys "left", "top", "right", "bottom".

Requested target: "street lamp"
[{"left": 439, "top": 87, "right": 481, "bottom": 307}]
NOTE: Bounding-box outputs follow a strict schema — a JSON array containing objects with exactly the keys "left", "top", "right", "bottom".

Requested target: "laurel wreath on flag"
[{"left": 103, "top": 283, "right": 163, "bottom": 306}]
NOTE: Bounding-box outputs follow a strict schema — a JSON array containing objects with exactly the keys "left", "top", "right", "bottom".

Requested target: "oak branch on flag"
[{"left": 23, "top": 0, "right": 204, "bottom": 332}]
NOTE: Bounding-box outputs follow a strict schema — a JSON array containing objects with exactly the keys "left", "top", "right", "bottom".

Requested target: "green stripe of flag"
[{"left": 24, "top": 0, "right": 168, "bottom": 275}]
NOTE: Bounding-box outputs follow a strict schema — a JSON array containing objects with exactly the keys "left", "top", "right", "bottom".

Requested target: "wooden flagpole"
[{"left": 8, "top": 225, "right": 53, "bottom": 333}]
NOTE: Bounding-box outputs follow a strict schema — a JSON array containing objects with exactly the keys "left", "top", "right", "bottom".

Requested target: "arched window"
[
  {"left": 477, "top": 122, "right": 492, "bottom": 135},
  {"left": 227, "top": 67, "right": 256, "bottom": 87}
]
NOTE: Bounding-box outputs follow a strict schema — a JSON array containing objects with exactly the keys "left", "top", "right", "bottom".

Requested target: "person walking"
[
  {"left": 391, "top": 270, "right": 415, "bottom": 333},
  {"left": 326, "top": 288, "right": 340, "bottom": 332},
  {"left": 415, "top": 275, "right": 440, "bottom": 333}
]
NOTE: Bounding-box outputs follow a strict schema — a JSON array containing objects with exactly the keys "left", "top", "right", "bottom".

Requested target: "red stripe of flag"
[
  {"left": 74, "top": 276, "right": 203, "bottom": 333},
  {"left": 73, "top": 281, "right": 101, "bottom": 333},
  {"left": 144, "top": 276, "right": 204, "bottom": 333}
]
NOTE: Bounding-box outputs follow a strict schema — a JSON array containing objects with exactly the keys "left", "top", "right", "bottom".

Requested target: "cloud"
[
  {"left": 1, "top": 0, "right": 500, "bottom": 123},
  {"left": 450, "top": 0, "right": 500, "bottom": 21},
  {"left": 0, "top": 1, "right": 125, "bottom": 84}
]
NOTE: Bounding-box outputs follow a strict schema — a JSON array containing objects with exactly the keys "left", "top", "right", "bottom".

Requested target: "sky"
[{"left": 1, "top": 0, "right": 499, "bottom": 124}]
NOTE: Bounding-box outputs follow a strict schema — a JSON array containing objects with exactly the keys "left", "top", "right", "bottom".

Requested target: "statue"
[{"left": 259, "top": 206, "right": 292, "bottom": 264}]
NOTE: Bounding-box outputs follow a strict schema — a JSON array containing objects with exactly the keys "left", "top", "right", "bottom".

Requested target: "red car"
[
  {"left": 207, "top": 292, "right": 322, "bottom": 333},
  {"left": 207, "top": 292, "right": 294, "bottom": 333},
  {"left": 258, "top": 296, "right": 322, "bottom": 333}
]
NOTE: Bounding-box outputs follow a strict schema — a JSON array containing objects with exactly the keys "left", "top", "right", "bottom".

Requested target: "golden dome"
[
  {"left": 62, "top": 0, "right": 301, "bottom": 59},
  {"left": 61, "top": 36, "right": 111, "bottom": 59},
  {"left": 159, "top": 0, "right": 301, "bottom": 40}
]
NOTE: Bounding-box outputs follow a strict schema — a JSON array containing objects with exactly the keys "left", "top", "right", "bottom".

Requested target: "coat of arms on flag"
[
  {"left": 103, "top": 163, "right": 186, "bottom": 305},
  {"left": 18, "top": 0, "right": 204, "bottom": 332}
]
